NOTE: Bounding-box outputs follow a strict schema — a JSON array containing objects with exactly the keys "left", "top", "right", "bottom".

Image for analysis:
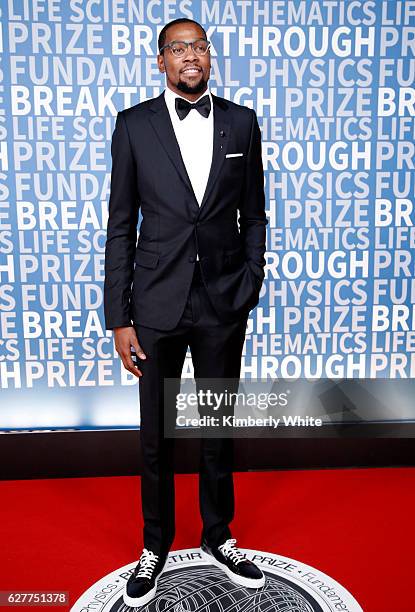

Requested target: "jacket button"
[{"left": 189, "top": 256, "right": 195, "bottom": 263}]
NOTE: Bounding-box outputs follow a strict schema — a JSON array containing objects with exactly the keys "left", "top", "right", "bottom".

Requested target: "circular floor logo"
[{"left": 71, "top": 548, "right": 362, "bottom": 611}]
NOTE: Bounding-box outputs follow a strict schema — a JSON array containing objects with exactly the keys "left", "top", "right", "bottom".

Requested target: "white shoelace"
[
  {"left": 134, "top": 548, "right": 159, "bottom": 579},
  {"left": 218, "top": 538, "right": 246, "bottom": 565}
]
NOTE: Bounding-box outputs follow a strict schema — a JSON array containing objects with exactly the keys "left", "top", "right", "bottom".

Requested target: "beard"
[{"left": 176, "top": 74, "right": 207, "bottom": 95}]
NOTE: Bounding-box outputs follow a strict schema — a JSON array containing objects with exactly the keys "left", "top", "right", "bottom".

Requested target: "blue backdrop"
[{"left": 0, "top": 1, "right": 414, "bottom": 430}]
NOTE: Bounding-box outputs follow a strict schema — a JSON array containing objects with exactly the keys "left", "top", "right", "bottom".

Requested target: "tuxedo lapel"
[
  {"left": 200, "top": 97, "right": 231, "bottom": 211},
  {"left": 148, "top": 91, "right": 231, "bottom": 214},
  {"left": 148, "top": 92, "right": 192, "bottom": 200}
]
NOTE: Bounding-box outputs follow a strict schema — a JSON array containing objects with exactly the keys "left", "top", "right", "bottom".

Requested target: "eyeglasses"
[{"left": 159, "top": 38, "right": 211, "bottom": 57}]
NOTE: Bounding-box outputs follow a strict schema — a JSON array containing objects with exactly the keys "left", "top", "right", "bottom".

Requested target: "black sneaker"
[
  {"left": 200, "top": 537, "right": 265, "bottom": 588},
  {"left": 123, "top": 548, "right": 168, "bottom": 607}
]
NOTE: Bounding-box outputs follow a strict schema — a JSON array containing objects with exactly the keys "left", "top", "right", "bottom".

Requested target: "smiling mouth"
[{"left": 181, "top": 68, "right": 202, "bottom": 75}]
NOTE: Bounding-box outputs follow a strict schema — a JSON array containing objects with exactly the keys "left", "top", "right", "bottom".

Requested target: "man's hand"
[{"left": 114, "top": 326, "right": 146, "bottom": 378}]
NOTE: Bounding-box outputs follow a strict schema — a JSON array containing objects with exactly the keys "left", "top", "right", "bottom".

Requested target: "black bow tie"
[{"left": 175, "top": 94, "right": 211, "bottom": 120}]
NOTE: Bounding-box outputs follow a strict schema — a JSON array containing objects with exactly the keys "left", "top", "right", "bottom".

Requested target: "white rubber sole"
[
  {"left": 122, "top": 557, "right": 168, "bottom": 607},
  {"left": 200, "top": 549, "right": 266, "bottom": 589}
]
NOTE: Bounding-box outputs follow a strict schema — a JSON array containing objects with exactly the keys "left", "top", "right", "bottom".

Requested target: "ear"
[{"left": 157, "top": 55, "right": 165, "bottom": 73}]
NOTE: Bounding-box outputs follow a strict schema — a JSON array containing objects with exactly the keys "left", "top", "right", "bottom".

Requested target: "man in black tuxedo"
[{"left": 104, "top": 17, "right": 268, "bottom": 607}]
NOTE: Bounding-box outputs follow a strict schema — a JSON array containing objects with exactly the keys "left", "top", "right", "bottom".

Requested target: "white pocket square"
[{"left": 225, "top": 153, "right": 244, "bottom": 158}]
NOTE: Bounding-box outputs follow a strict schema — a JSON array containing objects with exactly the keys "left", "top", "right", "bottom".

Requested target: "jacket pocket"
[
  {"left": 135, "top": 245, "right": 159, "bottom": 269},
  {"left": 224, "top": 246, "right": 244, "bottom": 268}
]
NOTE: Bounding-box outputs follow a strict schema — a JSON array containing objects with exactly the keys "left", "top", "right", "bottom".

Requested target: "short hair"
[{"left": 158, "top": 18, "right": 207, "bottom": 54}]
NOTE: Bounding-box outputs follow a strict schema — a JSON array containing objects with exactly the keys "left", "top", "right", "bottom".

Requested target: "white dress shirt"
[{"left": 164, "top": 84, "right": 214, "bottom": 261}]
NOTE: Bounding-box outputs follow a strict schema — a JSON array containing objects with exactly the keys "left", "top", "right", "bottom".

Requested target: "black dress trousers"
[{"left": 133, "top": 261, "right": 248, "bottom": 558}]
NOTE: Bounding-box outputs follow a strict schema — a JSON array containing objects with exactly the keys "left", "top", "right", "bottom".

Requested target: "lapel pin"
[{"left": 220, "top": 130, "right": 225, "bottom": 137}]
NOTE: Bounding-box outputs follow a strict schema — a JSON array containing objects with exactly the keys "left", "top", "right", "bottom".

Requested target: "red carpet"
[{"left": 1, "top": 468, "right": 413, "bottom": 611}]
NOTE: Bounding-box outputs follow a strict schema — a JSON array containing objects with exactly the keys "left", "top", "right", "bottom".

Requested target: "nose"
[{"left": 184, "top": 42, "right": 198, "bottom": 59}]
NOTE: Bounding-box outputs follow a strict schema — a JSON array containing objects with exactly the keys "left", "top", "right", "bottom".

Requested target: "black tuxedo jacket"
[{"left": 104, "top": 91, "right": 268, "bottom": 331}]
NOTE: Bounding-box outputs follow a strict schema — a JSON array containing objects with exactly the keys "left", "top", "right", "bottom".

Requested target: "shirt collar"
[{"left": 164, "top": 83, "right": 212, "bottom": 118}]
